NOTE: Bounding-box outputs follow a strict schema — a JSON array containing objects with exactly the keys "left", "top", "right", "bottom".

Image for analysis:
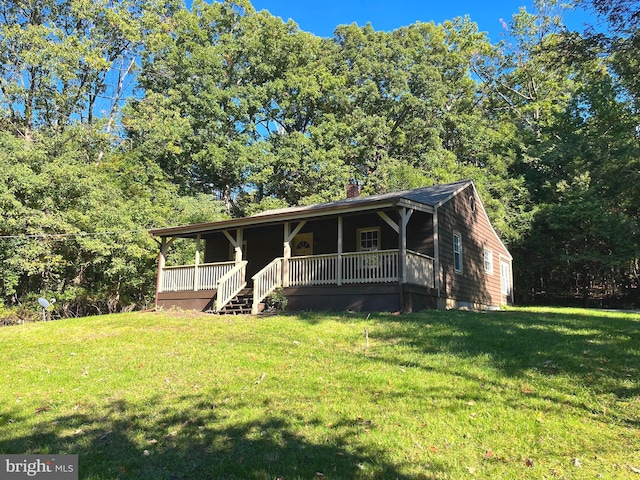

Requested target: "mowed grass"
[{"left": 0, "top": 307, "right": 639, "bottom": 479}]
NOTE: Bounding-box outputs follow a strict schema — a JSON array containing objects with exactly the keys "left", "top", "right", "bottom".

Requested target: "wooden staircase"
[{"left": 213, "top": 289, "right": 263, "bottom": 315}]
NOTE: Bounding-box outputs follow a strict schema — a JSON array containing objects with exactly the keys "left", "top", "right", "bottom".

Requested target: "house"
[{"left": 149, "top": 180, "right": 513, "bottom": 314}]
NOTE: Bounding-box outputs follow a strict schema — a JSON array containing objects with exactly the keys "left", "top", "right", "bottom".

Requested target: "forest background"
[{"left": 1, "top": 0, "right": 638, "bottom": 318}]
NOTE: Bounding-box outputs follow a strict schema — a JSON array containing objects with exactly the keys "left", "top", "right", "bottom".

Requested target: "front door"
[
  {"left": 293, "top": 233, "right": 313, "bottom": 256},
  {"left": 500, "top": 260, "right": 511, "bottom": 302}
]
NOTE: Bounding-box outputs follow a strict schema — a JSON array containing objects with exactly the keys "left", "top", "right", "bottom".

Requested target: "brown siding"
[
  {"left": 204, "top": 225, "right": 284, "bottom": 279},
  {"left": 407, "top": 210, "right": 435, "bottom": 256},
  {"left": 157, "top": 290, "right": 215, "bottom": 311},
  {"left": 437, "top": 185, "right": 511, "bottom": 308}
]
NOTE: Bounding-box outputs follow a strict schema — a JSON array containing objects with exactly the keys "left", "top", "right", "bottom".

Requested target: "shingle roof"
[
  {"left": 251, "top": 179, "right": 471, "bottom": 218},
  {"left": 149, "top": 180, "right": 472, "bottom": 237}
]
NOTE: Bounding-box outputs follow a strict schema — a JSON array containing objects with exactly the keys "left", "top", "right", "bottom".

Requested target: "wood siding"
[
  {"left": 437, "top": 184, "right": 511, "bottom": 308},
  {"left": 204, "top": 225, "right": 283, "bottom": 280},
  {"left": 406, "top": 210, "right": 435, "bottom": 256}
]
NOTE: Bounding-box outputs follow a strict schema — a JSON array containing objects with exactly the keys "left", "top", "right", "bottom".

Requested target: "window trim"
[
  {"left": 453, "top": 231, "right": 463, "bottom": 273},
  {"left": 357, "top": 227, "right": 381, "bottom": 252},
  {"left": 484, "top": 247, "right": 494, "bottom": 274},
  {"left": 500, "top": 259, "right": 511, "bottom": 296}
]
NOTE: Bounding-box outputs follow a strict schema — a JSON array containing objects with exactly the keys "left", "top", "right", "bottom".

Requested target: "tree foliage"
[{"left": 1, "top": 0, "right": 638, "bottom": 313}]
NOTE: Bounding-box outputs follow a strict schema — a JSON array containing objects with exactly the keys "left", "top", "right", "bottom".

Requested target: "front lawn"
[{"left": 0, "top": 307, "right": 638, "bottom": 479}]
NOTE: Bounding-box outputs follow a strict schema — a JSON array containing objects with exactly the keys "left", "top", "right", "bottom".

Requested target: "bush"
[
  {"left": 265, "top": 287, "right": 288, "bottom": 312},
  {"left": 0, "top": 303, "right": 40, "bottom": 326}
]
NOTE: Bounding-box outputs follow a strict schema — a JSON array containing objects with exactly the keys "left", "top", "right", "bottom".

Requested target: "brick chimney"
[{"left": 346, "top": 182, "right": 361, "bottom": 198}]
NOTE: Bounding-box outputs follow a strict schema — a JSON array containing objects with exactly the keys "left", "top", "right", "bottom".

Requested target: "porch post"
[
  {"left": 282, "top": 221, "right": 306, "bottom": 288},
  {"left": 234, "top": 228, "right": 243, "bottom": 264},
  {"left": 223, "top": 228, "right": 244, "bottom": 264},
  {"left": 433, "top": 208, "right": 441, "bottom": 298},
  {"left": 398, "top": 210, "right": 405, "bottom": 312},
  {"left": 398, "top": 208, "right": 413, "bottom": 283},
  {"left": 337, "top": 216, "right": 343, "bottom": 285},
  {"left": 398, "top": 208, "right": 413, "bottom": 312},
  {"left": 194, "top": 234, "right": 201, "bottom": 291},
  {"left": 283, "top": 223, "right": 291, "bottom": 287},
  {"left": 155, "top": 237, "right": 174, "bottom": 309}
]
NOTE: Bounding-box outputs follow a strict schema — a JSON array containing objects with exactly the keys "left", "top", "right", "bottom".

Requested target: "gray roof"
[
  {"left": 150, "top": 180, "right": 472, "bottom": 238},
  {"left": 252, "top": 179, "right": 470, "bottom": 218}
]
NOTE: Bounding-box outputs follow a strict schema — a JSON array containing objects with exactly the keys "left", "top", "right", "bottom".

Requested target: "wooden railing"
[
  {"left": 215, "top": 261, "right": 248, "bottom": 312},
  {"left": 160, "top": 265, "right": 194, "bottom": 292},
  {"left": 161, "top": 251, "right": 435, "bottom": 314},
  {"left": 251, "top": 257, "right": 283, "bottom": 314},
  {"left": 160, "top": 262, "right": 235, "bottom": 292},
  {"left": 406, "top": 251, "right": 435, "bottom": 288},
  {"left": 287, "top": 250, "right": 400, "bottom": 286},
  {"left": 288, "top": 254, "right": 339, "bottom": 286},
  {"left": 340, "top": 250, "right": 398, "bottom": 284},
  {"left": 198, "top": 262, "right": 236, "bottom": 290}
]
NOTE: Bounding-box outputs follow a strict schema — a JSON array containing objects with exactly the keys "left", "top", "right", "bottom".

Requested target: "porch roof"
[{"left": 149, "top": 180, "right": 472, "bottom": 239}]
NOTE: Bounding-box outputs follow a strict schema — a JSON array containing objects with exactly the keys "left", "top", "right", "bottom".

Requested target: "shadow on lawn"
[
  {"left": 0, "top": 394, "right": 418, "bottom": 480},
  {"left": 370, "top": 309, "right": 640, "bottom": 406}
]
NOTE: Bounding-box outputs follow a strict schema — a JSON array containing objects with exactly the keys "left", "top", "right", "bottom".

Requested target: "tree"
[
  {"left": 0, "top": 0, "right": 177, "bottom": 154},
  {"left": 486, "top": 0, "right": 640, "bottom": 304}
]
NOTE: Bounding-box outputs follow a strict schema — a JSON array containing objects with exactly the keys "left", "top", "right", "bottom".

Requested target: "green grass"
[{"left": 0, "top": 307, "right": 639, "bottom": 479}]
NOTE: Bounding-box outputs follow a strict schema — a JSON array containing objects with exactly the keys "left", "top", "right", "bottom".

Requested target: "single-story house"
[{"left": 149, "top": 180, "right": 513, "bottom": 314}]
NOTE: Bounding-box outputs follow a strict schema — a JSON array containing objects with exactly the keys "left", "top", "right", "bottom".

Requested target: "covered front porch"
[
  {"left": 157, "top": 248, "right": 436, "bottom": 314},
  {"left": 152, "top": 198, "right": 441, "bottom": 314}
]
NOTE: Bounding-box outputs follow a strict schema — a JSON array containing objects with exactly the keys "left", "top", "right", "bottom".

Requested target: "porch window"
[
  {"left": 484, "top": 248, "right": 493, "bottom": 274},
  {"left": 453, "top": 231, "right": 463, "bottom": 273},
  {"left": 357, "top": 228, "right": 380, "bottom": 252},
  {"left": 357, "top": 227, "right": 380, "bottom": 270}
]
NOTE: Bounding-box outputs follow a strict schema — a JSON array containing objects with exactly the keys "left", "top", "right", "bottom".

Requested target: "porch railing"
[
  {"left": 160, "top": 251, "right": 435, "bottom": 313},
  {"left": 251, "top": 257, "right": 284, "bottom": 314},
  {"left": 215, "top": 261, "right": 248, "bottom": 312},
  {"left": 288, "top": 253, "right": 338, "bottom": 286},
  {"left": 160, "top": 261, "right": 235, "bottom": 292},
  {"left": 406, "top": 251, "right": 435, "bottom": 288},
  {"left": 340, "top": 250, "right": 398, "bottom": 284}
]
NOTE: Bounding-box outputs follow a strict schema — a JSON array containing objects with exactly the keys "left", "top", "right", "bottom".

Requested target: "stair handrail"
[
  {"left": 251, "top": 257, "right": 283, "bottom": 314},
  {"left": 215, "top": 261, "right": 248, "bottom": 312}
]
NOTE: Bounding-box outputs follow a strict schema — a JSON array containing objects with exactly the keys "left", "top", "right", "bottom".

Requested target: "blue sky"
[{"left": 249, "top": 0, "right": 597, "bottom": 42}]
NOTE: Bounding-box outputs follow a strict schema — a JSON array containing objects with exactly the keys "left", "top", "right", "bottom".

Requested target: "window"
[
  {"left": 453, "top": 232, "right": 463, "bottom": 272},
  {"left": 484, "top": 248, "right": 493, "bottom": 274},
  {"left": 358, "top": 228, "right": 380, "bottom": 270},
  {"left": 357, "top": 228, "right": 380, "bottom": 252}
]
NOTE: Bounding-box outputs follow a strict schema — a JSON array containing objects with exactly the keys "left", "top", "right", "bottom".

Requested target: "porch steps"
[
  {"left": 214, "top": 288, "right": 268, "bottom": 315},
  {"left": 216, "top": 293, "right": 252, "bottom": 315}
]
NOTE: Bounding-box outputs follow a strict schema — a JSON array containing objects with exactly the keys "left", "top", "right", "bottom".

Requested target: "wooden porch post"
[
  {"left": 397, "top": 208, "right": 413, "bottom": 312},
  {"left": 337, "top": 216, "right": 343, "bottom": 286},
  {"left": 194, "top": 234, "right": 201, "bottom": 291},
  {"left": 223, "top": 228, "right": 244, "bottom": 264},
  {"left": 283, "top": 223, "right": 291, "bottom": 287},
  {"left": 234, "top": 228, "right": 243, "bottom": 264},
  {"left": 155, "top": 236, "right": 174, "bottom": 309},
  {"left": 433, "top": 208, "right": 441, "bottom": 298},
  {"left": 400, "top": 208, "right": 413, "bottom": 282},
  {"left": 282, "top": 220, "right": 306, "bottom": 288}
]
